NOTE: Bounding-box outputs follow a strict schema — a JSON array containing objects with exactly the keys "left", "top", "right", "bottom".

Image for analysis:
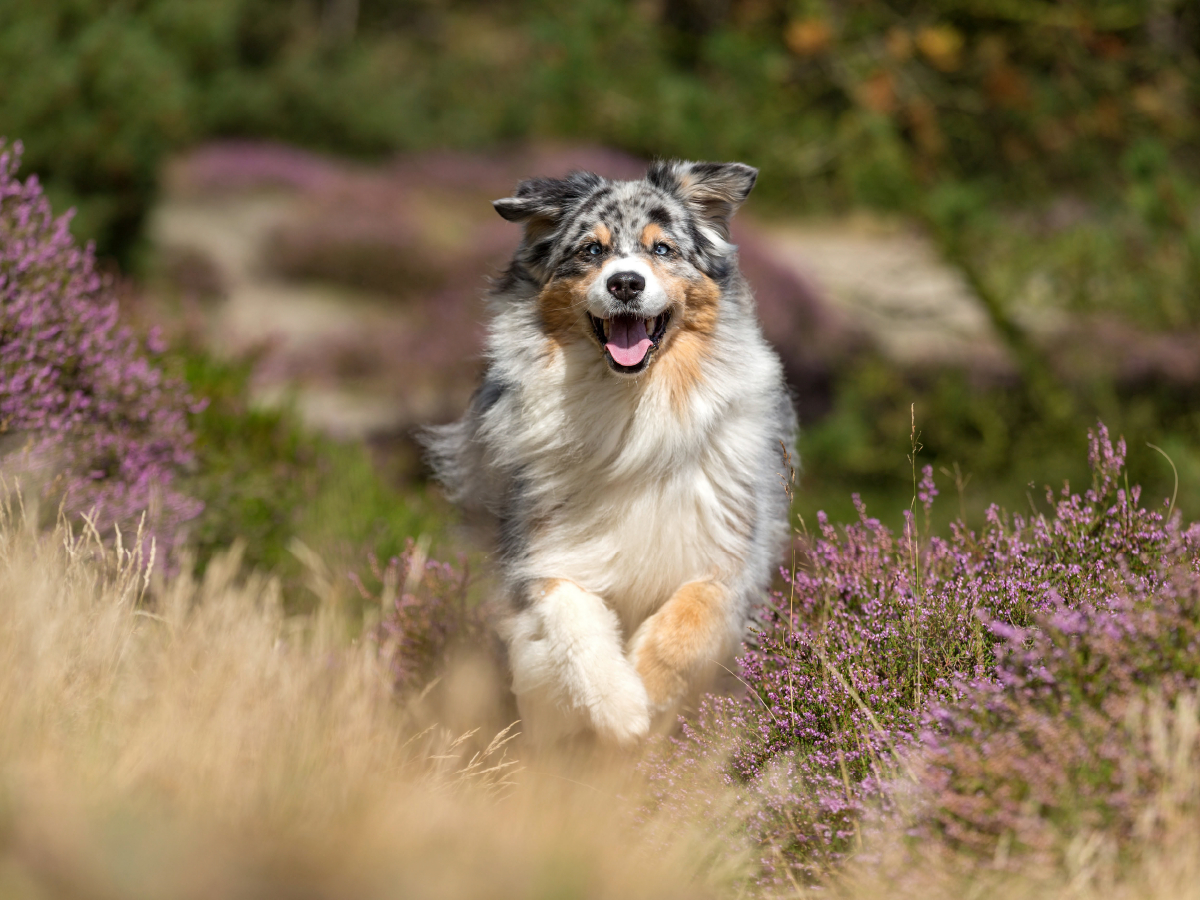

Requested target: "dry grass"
[
  {"left": 0, "top": 497, "right": 743, "bottom": 899},
  {"left": 5, "top": 491, "right": 1200, "bottom": 899}
]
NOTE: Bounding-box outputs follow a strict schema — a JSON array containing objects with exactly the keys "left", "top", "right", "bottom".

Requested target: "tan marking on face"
[
  {"left": 640, "top": 222, "right": 665, "bottom": 248},
  {"left": 594, "top": 222, "right": 612, "bottom": 246},
  {"left": 633, "top": 580, "right": 729, "bottom": 710},
  {"left": 652, "top": 273, "right": 721, "bottom": 412},
  {"left": 680, "top": 272, "right": 721, "bottom": 335},
  {"left": 537, "top": 274, "right": 595, "bottom": 355},
  {"left": 653, "top": 331, "right": 704, "bottom": 413}
]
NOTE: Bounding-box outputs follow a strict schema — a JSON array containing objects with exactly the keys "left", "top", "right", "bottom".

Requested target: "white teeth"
[
  {"left": 602, "top": 318, "right": 611, "bottom": 339},
  {"left": 645, "top": 317, "right": 654, "bottom": 332}
]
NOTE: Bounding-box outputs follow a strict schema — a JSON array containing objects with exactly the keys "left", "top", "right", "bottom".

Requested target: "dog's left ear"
[
  {"left": 493, "top": 171, "right": 605, "bottom": 226},
  {"left": 648, "top": 160, "right": 758, "bottom": 242}
]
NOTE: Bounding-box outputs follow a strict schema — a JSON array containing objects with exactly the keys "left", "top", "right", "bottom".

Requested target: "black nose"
[{"left": 606, "top": 271, "right": 645, "bottom": 304}]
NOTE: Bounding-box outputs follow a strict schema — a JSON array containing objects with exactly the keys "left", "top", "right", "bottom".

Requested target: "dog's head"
[{"left": 494, "top": 160, "right": 757, "bottom": 376}]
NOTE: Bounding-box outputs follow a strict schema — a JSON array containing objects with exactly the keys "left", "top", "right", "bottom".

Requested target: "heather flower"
[
  {"left": 352, "top": 539, "right": 484, "bottom": 694},
  {"left": 0, "top": 140, "right": 201, "bottom": 560},
  {"left": 917, "top": 464, "right": 938, "bottom": 513},
  {"left": 912, "top": 522, "right": 1200, "bottom": 868},
  {"left": 653, "top": 424, "right": 1188, "bottom": 888}
]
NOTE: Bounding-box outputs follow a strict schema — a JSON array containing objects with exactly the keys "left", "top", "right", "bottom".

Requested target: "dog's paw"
[
  {"left": 584, "top": 657, "right": 651, "bottom": 747},
  {"left": 507, "top": 578, "right": 651, "bottom": 747}
]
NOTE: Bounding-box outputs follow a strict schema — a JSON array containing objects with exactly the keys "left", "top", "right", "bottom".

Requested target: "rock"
[{"left": 759, "top": 217, "right": 1012, "bottom": 377}]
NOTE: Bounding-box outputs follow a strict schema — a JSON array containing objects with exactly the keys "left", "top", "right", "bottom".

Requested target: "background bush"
[
  {"left": 0, "top": 140, "right": 200, "bottom": 557},
  {"left": 4, "top": 0, "right": 1196, "bottom": 259},
  {"left": 5, "top": 0, "right": 1197, "bottom": 525},
  {"left": 176, "top": 348, "right": 447, "bottom": 598}
]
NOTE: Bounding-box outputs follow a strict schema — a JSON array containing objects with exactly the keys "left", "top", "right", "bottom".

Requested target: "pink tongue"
[{"left": 605, "top": 316, "right": 651, "bottom": 367}]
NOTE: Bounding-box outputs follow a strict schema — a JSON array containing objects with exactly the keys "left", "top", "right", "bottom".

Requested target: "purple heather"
[
  {"left": 0, "top": 140, "right": 201, "bottom": 561},
  {"left": 649, "top": 424, "right": 1196, "bottom": 887}
]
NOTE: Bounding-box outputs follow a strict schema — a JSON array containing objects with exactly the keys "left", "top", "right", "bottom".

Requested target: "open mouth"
[{"left": 587, "top": 312, "right": 670, "bottom": 373}]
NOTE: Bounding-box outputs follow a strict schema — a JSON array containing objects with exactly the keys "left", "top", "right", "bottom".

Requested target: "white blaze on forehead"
[
  {"left": 586, "top": 256, "right": 669, "bottom": 316},
  {"left": 600, "top": 256, "right": 657, "bottom": 283}
]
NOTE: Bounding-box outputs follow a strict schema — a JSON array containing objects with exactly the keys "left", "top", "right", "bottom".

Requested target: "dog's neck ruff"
[
  {"left": 490, "top": 298, "right": 738, "bottom": 468},
  {"left": 479, "top": 290, "right": 786, "bottom": 627}
]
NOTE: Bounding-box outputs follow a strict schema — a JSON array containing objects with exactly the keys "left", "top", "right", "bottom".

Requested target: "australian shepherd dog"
[{"left": 425, "top": 160, "right": 796, "bottom": 746}]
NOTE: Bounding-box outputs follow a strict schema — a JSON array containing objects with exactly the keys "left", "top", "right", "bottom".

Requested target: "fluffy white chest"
[{"left": 511, "top": 376, "right": 761, "bottom": 631}]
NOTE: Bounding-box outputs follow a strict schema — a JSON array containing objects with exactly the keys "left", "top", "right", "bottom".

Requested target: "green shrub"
[
  {"left": 6, "top": 0, "right": 1196, "bottom": 263},
  {"left": 177, "top": 349, "right": 446, "bottom": 602}
]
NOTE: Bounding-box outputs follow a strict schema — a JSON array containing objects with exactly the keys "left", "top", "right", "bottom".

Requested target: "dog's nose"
[{"left": 606, "top": 271, "right": 645, "bottom": 304}]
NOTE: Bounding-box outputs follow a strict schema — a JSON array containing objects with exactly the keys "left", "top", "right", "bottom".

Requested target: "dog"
[{"left": 425, "top": 160, "right": 796, "bottom": 746}]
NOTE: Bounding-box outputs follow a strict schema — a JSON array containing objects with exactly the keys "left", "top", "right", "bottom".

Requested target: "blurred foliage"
[
  {"left": 795, "top": 356, "right": 1200, "bottom": 533},
  {"left": 2, "top": 0, "right": 1196, "bottom": 259},
  {"left": 4, "top": 0, "right": 1199, "bottom": 532},
  {"left": 175, "top": 349, "right": 447, "bottom": 602}
]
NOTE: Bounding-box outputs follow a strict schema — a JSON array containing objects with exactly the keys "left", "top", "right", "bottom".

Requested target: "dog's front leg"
[
  {"left": 507, "top": 578, "right": 650, "bottom": 747},
  {"left": 627, "top": 580, "right": 733, "bottom": 716}
]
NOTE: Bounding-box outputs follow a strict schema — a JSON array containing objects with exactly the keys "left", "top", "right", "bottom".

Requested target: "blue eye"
[
  {"left": 585, "top": 243, "right": 602, "bottom": 257},
  {"left": 654, "top": 243, "right": 671, "bottom": 257}
]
